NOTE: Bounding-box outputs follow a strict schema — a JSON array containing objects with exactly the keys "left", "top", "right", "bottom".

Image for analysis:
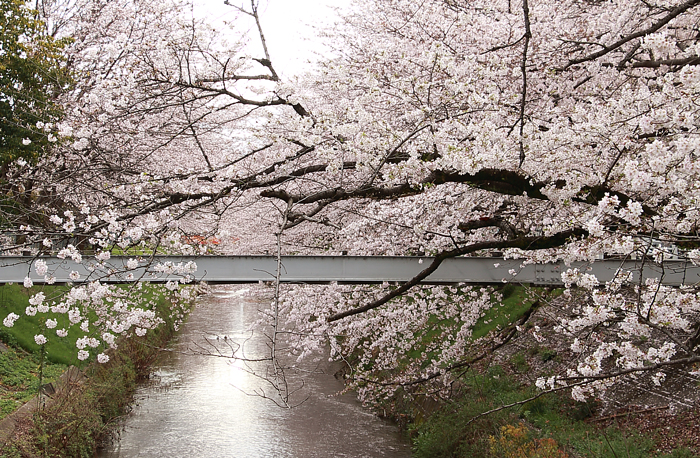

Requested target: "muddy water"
[{"left": 96, "top": 286, "right": 412, "bottom": 458}]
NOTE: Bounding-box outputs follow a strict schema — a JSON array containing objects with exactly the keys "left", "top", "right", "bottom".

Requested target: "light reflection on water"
[{"left": 96, "top": 286, "right": 412, "bottom": 458}]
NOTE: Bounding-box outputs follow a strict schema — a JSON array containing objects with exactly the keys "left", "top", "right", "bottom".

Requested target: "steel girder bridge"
[{"left": 0, "top": 255, "right": 697, "bottom": 287}]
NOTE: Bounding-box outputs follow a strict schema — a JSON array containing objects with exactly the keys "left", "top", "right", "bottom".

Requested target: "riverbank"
[
  {"left": 352, "top": 286, "right": 700, "bottom": 458},
  {"left": 403, "top": 367, "right": 697, "bottom": 458},
  {"left": 0, "top": 284, "right": 199, "bottom": 457},
  {"left": 0, "top": 340, "right": 67, "bottom": 423}
]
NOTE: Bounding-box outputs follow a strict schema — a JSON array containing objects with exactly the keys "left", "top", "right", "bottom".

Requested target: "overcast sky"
[{"left": 195, "top": 0, "right": 350, "bottom": 77}]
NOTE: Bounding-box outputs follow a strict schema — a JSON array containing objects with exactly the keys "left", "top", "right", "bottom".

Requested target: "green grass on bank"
[
  {"left": 0, "top": 346, "right": 66, "bottom": 420},
  {"left": 0, "top": 306, "right": 187, "bottom": 458},
  {"left": 472, "top": 284, "right": 560, "bottom": 340},
  {"left": 0, "top": 281, "right": 193, "bottom": 457},
  {"left": 0, "top": 282, "right": 188, "bottom": 424},
  {"left": 409, "top": 366, "right": 694, "bottom": 458},
  {"left": 0, "top": 284, "right": 79, "bottom": 366},
  {"left": 0, "top": 283, "right": 176, "bottom": 366}
]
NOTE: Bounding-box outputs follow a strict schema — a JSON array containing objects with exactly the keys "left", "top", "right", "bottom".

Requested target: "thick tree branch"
[
  {"left": 260, "top": 167, "right": 655, "bottom": 217},
  {"left": 631, "top": 55, "right": 700, "bottom": 68},
  {"left": 561, "top": 0, "right": 700, "bottom": 69}
]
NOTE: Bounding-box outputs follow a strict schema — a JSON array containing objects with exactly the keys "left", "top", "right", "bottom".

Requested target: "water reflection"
[{"left": 96, "top": 286, "right": 412, "bottom": 458}]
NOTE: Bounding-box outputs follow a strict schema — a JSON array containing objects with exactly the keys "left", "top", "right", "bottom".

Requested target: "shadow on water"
[{"left": 96, "top": 286, "right": 412, "bottom": 458}]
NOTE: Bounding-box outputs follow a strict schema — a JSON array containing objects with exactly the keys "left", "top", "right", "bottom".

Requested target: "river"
[{"left": 96, "top": 286, "right": 412, "bottom": 458}]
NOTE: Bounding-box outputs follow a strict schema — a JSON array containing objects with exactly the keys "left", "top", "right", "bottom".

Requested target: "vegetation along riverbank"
[
  {"left": 340, "top": 285, "right": 700, "bottom": 458},
  {"left": 0, "top": 282, "right": 197, "bottom": 457}
]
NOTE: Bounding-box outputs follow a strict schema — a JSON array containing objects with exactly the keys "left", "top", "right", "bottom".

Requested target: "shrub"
[{"left": 488, "top": 424, "right": 568, "bottom": 458}]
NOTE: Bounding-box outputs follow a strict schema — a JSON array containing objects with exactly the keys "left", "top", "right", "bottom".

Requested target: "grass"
[
  {"left": 410, "top": 367, "right": 657, "bottom": 458},
  {"left": 0, "top": 283, "right": 179, "bottom": 366},
  {"left": 1, "top": 327, "right": 179, "bottom": 457},
  {"left": 471, "top": 285, "right": 559, "bottom": 340},
  {"left": 0, "top": 284, "right": 79, "bottom": 366},
  {"left": 0, "top": 282, "right": 191, "bottom": 425},
  {"left": 0, "top": 347, "right": 66, "bottom": 420}
]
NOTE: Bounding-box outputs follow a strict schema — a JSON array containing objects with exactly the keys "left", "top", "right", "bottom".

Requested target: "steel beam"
[{"left": 0, "top": 256, "right": 698, "bottom": 286}]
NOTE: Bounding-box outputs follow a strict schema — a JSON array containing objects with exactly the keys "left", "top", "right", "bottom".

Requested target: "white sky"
[{"left": 195, "top": 0, "right": 350, "bottom": 77}]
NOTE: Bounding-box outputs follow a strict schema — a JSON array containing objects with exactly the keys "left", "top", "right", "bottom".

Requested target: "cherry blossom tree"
[
  {"left": 4, "top": 0, "right": 700, "bottom": 412},
  {"left": 0, "top": 0, "right": 296, "bottom": 364},
  {"left": 246, "top": 0, "right": 700, "bottom": 407}
]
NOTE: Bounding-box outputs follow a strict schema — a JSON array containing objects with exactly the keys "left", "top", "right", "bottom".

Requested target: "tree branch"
[
  {"left": 518, "top": 0, "right": 532, "bottom": 167},
  {"left": 327, "top": 229, "right": 586, "bottom": 322},
  {"left": 631, "top": 55, "right": 700, "bottom": 68},
  {"left": 560, "top": 0, "right": 700, "bottom": 70},
  {"left": 259, "top": 166, "right": 655, "bottom": 217}
]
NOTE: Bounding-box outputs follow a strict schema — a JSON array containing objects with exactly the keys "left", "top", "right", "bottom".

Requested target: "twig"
[{"left": 588, "top": 405, "right": 669, "bottom": 423}]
